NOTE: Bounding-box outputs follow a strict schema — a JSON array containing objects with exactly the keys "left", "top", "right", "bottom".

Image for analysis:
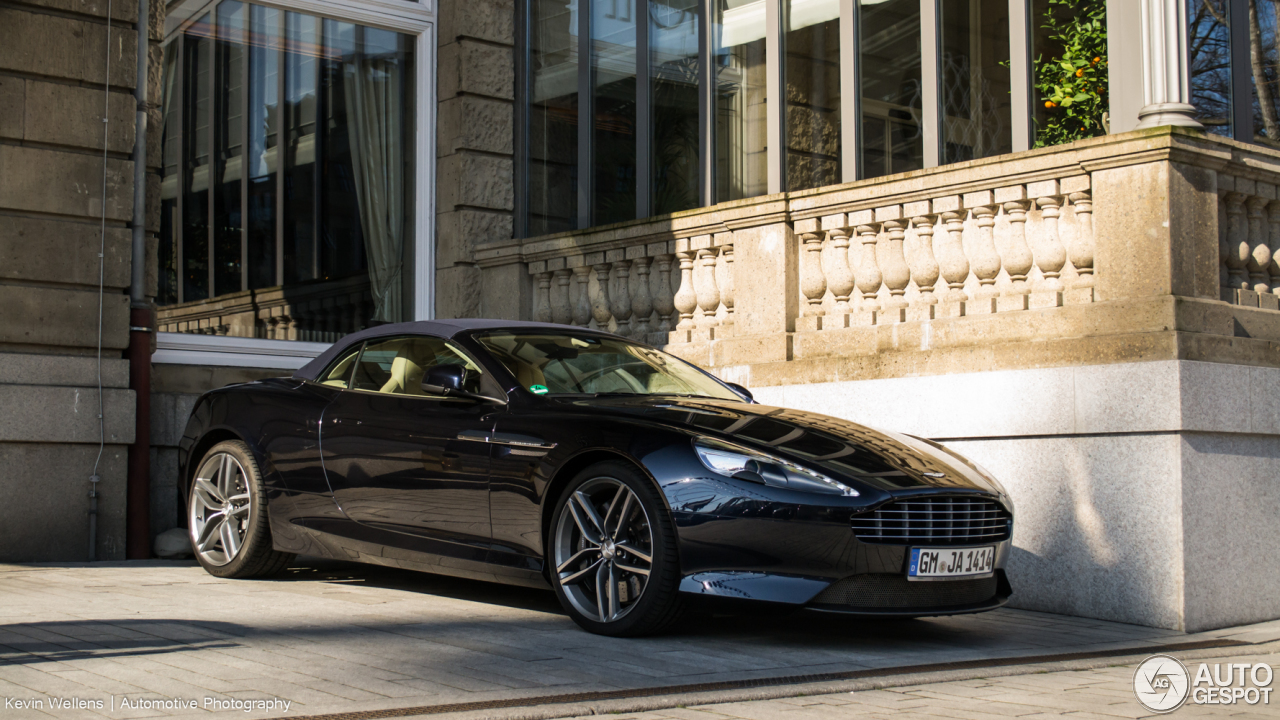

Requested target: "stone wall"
[
  {"left": 435, "top": 0, "right": 516, "bottom": 319},
  {"left": 0, "top": 0, "right": 161, "bottom": 561}
]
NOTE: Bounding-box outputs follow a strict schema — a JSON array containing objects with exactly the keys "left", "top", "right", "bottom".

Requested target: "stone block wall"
[
  {"left": 0, "top": 0, "right": 161, "bottom": 561},
  {"left": 435, "top": 0, "right": 516, "bottom": 319}
]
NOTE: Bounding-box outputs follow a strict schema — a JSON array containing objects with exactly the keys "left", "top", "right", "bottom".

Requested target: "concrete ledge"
[{"left": 0, "top": 353, "right": 129, "bottom": 388}]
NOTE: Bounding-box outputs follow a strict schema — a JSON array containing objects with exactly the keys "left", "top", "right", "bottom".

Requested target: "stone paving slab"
[
  {"left": 0, "top": 560, "right": 1276, "bottom": 720},
  {"left": 559, "top": 645, "right": 1279, "bottom": 720}
]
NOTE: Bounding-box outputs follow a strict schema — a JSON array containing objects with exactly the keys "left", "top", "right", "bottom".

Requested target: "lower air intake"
[{"left": 809, "top": 574, "right": 998, "bottom": 609}]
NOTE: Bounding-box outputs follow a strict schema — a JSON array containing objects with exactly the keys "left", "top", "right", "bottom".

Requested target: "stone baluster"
[
  {"left": 694, "top": 248, "right": 721, "bottom": 328},
  {"left": 964, "top": 192, "right": 1002, "bottom": 313},
  {"left": 348, "top": 299, "right": 364, "bottom": 334},
  {"left": 533, "top": 271, "right": 553, "bottom": 323},
  {"left": 631, "top": 257, "right": 653, "bottom": 339},
  {"left": 1068, "top": 190, "right": 1095, "bottom": 291},
  {"left": 881, "top": 217, "right": 911, "bottom": 318},
  {"left": 286, "top": 313, "right": 301, "bottom": 341},
  {"left": 906, "top": 207, "right": 940, "bottom": 315},
  {"left": 799, "top": 232, "right": 827, "bottom": 316},
  {"left": 1033, "top": 193, "right": 1068, "bottom": 296},
  {"left": 936, "top": 208, "right": 970, "bottom": 309},
  {"left": 653, "top": 254, "right": 676, "bottom": 336},
  {"left": 1001, "top": 199, "right": 1034, "bottom": 301},
  {"left": 1247, "top": 196, "right": 1273, "bottom": 295},
  {"left": 572, "top": 266, "right": 592, "bottom": 327},
  {"left": 266, "top": 316, "right": 280, "bottom": 340},
  {"left": 612, "top": 260, "right": 633, "bottom": 336},
  {"left": 1225, "top": 192, "right": 1250, "bottom": 292},
  {"left": 673, "top": 250, "right": 698, "bottom": 332},
  {"left": 551, "top": 269, "right": 573, "bottom": 325},
  {"left": 853, "top": 221, "right": 883, "bottom": 323},
  {"left": 717, "top": 243, "right": 735, "bottom": 325},
  {"left": 591, "top": 263, "right": 613, "bottom": 330},
  {"left": 1270, "top": 201, "right": 1280, "bottom": 295},
  {"left": 826, "top": 228, "right": 856, "bottom": 311}
]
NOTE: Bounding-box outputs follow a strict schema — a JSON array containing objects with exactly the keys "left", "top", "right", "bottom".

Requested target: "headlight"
[{"left": 693, "top": 438, "right": 859, "bottom": 497}]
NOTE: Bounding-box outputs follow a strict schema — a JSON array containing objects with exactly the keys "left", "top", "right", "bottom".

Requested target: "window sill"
[{"left": 154, "top": 333, "right": 331, "bottom": 369}]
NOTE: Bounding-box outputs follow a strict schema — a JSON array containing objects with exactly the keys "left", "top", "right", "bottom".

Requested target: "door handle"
[{"left": 455, "top": 430, "right": 556, "bottom": 449}]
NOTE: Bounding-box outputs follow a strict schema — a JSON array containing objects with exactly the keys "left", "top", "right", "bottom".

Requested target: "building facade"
[{"left": 2, "top": 0, "right": 1278, "bottom": 633}]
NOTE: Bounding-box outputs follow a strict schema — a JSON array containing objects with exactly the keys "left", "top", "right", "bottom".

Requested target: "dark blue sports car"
[{"left": 179, "top": 319, "right": 1014, "bottom": 636}]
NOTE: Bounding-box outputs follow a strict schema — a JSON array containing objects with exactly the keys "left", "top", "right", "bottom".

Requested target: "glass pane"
[
  {"left": 182, "top": 14, "right": 212, "bottom": 303},
  {"left": 1030, "top": 0, "right": 1107, "bottom": 148},
  {"left": 1188, "top": 0, "right": 1232, "bottom": 136},
  {"left": 322, "top": 22, "right": 414, "bottom": 323},
  {"left": 650, "top": 0, "right": 700, "bottom": 214},
  {"left": 529, "top": 0, "right": 580, "bottom": 235},
  {"left": 785, "top": 0, "right": 840, "bottom": 191},
  {"left": 859, "top": 0, "right": 922, "bottom": 179},
  {"left": 214, "top": 1, "right": 245, "bottom": 297},
  {"left": 714, "top": 0, "right": 768, "bottom": 201},
  {"left": 1249, "top": 0, "right": 1280, "bottom": 146},
  {"left": 283, "top": 12, "right": 318, "bottom": 284},
  {"left": 593, "top": 0, "right": 638, "bottom": 224},
  {"left": 940, "top": 0, "right": 1011, "bottom": 163},
  {"left": 246, "top": 5, "right": 279, "bottom": 290},
  {"left": 158, "top": 41, "right": 179, "bottom": 305}
]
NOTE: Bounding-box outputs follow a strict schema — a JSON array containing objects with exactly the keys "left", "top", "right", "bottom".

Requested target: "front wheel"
[
  {"left": 188, "top": 440, "right": 295, "bottom": 578},
  {"left": 549, "top": 461, "right": 684, "bottom": 636}
]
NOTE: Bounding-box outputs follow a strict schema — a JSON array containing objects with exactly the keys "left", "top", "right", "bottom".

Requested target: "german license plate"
[{"left": 908, "top": 546, "right": 995, "bottom": 581}]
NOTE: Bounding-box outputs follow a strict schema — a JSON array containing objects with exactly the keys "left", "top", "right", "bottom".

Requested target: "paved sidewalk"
[
  {"left": 1, "top": 560, "right": 1277, "bottom": 720},
  {"left": 557, "top": 644, "right": 1280, "bottom": 720}
]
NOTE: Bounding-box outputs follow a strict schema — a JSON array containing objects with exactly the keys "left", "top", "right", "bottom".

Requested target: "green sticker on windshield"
[{"left": 529, "top": 384, "right": 549, "bottom": 395}]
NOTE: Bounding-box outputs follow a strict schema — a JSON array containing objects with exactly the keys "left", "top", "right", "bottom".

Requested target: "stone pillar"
[{"left": 1134, "top": 0, "right": 1203, "bottom": 129}]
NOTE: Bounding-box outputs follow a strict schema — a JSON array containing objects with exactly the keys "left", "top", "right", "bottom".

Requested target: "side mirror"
[
  {"left": 423, "top": 365, "right": 506, "bottom": 404},
  {"left": 424, "top": 364, "right": 466, "bottom": 392},
  {"left": 726, "top": 382, "right": 754, "bottom": 402}
]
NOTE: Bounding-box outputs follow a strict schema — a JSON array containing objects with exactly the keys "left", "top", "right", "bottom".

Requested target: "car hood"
[{"left": 559, "top": 396, "right": 1007, "bottom": 497}]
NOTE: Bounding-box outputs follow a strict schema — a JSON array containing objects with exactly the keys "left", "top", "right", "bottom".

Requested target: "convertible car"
[{"left": 179, "top": 319, "right": 1014, "bottom": 636}]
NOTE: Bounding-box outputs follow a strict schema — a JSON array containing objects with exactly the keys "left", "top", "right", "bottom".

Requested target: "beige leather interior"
[
  {"left": 379, "top": 355, "right": 428, "bottom": 395},
  {"left": 514, "top": 362, "right": 547, "bottom": 390}
]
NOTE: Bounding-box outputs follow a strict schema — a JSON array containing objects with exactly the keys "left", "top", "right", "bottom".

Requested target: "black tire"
[
  {"left": 188, "top": 440, "right": 295, "bottom": 578},
  {"left": 548, "top": 460, "right": 685, "bottom": 637}
]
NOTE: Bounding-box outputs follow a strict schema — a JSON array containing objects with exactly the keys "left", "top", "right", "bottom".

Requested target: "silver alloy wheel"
[
  {"left": 553, "top": 477, "right": 654, "bottom": 623},
  {"left": 188, "top": 452, "right": 252, "bottom": 566}
]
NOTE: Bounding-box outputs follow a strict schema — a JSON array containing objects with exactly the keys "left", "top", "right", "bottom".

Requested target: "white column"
[{"left": 1134, "top": 0, "right": 1203, "bottom": 129}]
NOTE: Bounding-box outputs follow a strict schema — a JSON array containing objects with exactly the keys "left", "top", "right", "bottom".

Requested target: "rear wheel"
[
  {"left": 549, "top": 461, "right": 684, "bottom": 636},
  {"left": 188, "top": 440, "right": 295, "bottom": 578}
]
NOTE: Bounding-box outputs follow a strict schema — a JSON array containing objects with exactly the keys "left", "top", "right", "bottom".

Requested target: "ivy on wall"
[{"left": 1033, "top": 0, "right": 1108, "bottom": 148}]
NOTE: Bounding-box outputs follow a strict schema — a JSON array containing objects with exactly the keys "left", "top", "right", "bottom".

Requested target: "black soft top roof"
[{"left": 291, "top": 319, "right": 607, "bottom": 381}]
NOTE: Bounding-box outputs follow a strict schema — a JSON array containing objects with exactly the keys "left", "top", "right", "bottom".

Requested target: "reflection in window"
[
  {"left": 651, "top": 0, "right": 700, "bottom": 213},
  {"left": 714, "top": 0, "right": 768, "bottom": 201},
  {"left": 158, "top": 3, "right": 414, "bottom": 340},
  {"left": 1246, "top": 0, "right": 1280, "bottom": 147},
  {"left": 593, "top": 0, "right": 638, "bottom": 224},
  {"left": 1187, "top": 0, "right": 1232, "bottom": 136},
  {"left": 159, "top": 42, "right": 179, "bottom": 305},
  {"left": 860, "top": 0, "right": 923, "bottom": 179},
  {"left": 529, "top": 0, "right": 580, "bottom": 234},
  {"left": 940, "top": 0, "right": 1010, "bottom": 163},
  {"left": 785, "top": 0, "right": 840, "bottom": 191}
]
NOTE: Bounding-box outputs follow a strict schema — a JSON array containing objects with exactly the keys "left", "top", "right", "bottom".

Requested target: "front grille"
[
  {"left": 810, "top": 574, "right": 998, "bottom": 609},
  {"left": 851, "top": 496, "right": 1011, "bottom": 545}
]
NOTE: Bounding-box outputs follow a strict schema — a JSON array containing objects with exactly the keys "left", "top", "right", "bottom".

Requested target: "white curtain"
[{"left": 343, "top": 36, "right": 404, "bottom": 323}]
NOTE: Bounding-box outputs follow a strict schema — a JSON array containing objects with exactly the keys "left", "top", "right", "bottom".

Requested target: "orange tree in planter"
[{"left": 1033, "top": 0, "right": 1108, "bottom": 148}]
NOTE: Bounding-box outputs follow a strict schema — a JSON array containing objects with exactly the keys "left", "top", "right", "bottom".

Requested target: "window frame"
[
  {"left": 341, "top": 334, "right": 500, "bottom": 399},
  {"left": 155, "top": 0, "right": 437, "bottom": 369},
  {"left": 514, "top": 0, "right": 1034, "bottom": 237}
]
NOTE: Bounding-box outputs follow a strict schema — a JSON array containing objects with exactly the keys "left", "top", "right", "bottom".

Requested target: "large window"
[
  {"left": 1188, "top": 0, "right": 1280, "bottom": 147},
  {"left": 516, "top": 0, "right": 1043, "bottom": 236},
  {"left": 158, "top": 2, "right": 416, "bottom": 341}
]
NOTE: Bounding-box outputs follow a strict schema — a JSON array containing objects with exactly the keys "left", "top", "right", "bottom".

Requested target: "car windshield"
[{"left": 473, "top": 332, "right": 741, "bottom": 400}]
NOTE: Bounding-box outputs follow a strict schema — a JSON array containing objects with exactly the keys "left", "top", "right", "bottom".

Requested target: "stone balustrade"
[
  {"left": 475, "top": 127, "right": 1280, "bottom": 384},
  {"left": 1216, "top": 175, "right": 1280, "bottom": 311},
  {"left": 156, "top": 274, "right": 373, "bottom": 342},
  {"left": 791, "top": 177, "right": 1095, "bottom": 330}
]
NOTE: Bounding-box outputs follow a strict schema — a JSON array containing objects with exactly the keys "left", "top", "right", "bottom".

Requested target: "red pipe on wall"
[{"left": 126, "top": 306, "right": 152, "bottom": 559}]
